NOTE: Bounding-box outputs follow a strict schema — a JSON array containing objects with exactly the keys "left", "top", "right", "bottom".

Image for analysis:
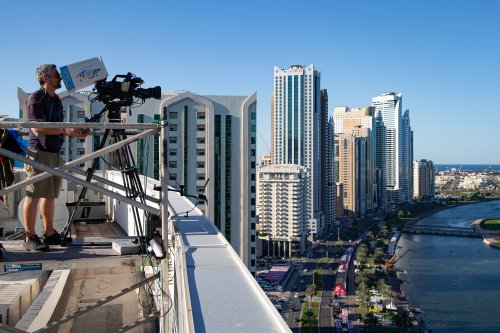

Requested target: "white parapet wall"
[
  {"left": 15, "top": 270, "right": 71, "bottom": 332},
  {"left": 104, "top": 170, "right": 160, "bottom": 237},
  {"left": 0, "top": 271, "right": 49, "bottom": 326}
]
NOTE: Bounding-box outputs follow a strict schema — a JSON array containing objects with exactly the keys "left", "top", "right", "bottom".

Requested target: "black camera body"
[{"left": 93, "top": 72, "right": 161, "bottom": 107}]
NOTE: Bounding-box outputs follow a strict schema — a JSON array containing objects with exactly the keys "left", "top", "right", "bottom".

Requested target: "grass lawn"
[
  {"left": 301, "top": 302, "right": 320, "bottom": 317},
  {"left": 481, "top": 219, "right": 500, "bottom": 230}
]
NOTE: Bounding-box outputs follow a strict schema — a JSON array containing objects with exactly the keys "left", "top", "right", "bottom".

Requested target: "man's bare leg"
[
  {"left": 40, "top": 197, "right": 56, "bottom": 236},
  {"left": 23, "top": 197, "right": 40, "bottom": 239}
]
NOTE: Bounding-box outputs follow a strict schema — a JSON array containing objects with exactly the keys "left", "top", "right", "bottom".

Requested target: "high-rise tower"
[
  {"left": 372, "top": 92, "right": 412, "bottom": 205},
  {"left": 272, "top": 64, "right": 325, "bottom": 236}
]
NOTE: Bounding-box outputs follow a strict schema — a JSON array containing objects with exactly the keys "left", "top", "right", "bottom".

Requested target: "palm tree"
[
  {"left": 301, "top": 311, "right": 318, "bottom": 333},
  {"left": 364, "top": 312, "right": 380, "bottom": 327},
  {"left": 392, "top": 311, "right": 410, "bottom": 332},
  {"left": 355, "top": 272, "right": 368, "bottom": 286},
  {"left": 306, "top": 283, "right": 316, "bottom": 311},
  {"left": 373, "top": 248, "right": 385, "bottom": 265}
]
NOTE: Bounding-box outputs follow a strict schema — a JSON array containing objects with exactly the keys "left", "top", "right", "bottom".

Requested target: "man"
[{"left": 23, "top": 64, "right": 90, "bottom": 251}]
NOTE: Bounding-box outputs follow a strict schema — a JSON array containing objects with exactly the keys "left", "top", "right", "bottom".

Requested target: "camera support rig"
[{"left": 60, "top": 73, "right": 161, "bottom": 248}]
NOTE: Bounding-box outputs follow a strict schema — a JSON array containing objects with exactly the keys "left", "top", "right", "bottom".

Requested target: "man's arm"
[
  {"left": 30, "top": 120, "right": 67, "bottom": 135},
  {"left": 30, "top": 121, "right": 89, "bottom": 137}
]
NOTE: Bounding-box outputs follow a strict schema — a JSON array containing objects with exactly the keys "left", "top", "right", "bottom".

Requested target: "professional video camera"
[{"left": 93, "top": 72, "right": 162, "bottom": 107}]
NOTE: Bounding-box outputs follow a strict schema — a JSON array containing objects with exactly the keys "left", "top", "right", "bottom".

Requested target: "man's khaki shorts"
[{"left": 25, "top": 150, "right": 63, "bottom": 198}]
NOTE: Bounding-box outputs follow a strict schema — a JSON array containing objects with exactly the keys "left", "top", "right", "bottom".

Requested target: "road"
[
  {"left": 318, "top": 258, "right": 336, "bottom": 332},
  {"left": 261, "top": 232, "right": 364, "bottom": 332}
]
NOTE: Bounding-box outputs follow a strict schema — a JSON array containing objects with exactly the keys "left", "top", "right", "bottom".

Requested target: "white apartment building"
[
  {"left": 272, "top": 64, "right": 324, "bottom": 237},
  {"left": 257, "top": 164, "right": 307, "bottom": 257},
  {"left": 134, "top": 92, "right": 258, "bottom": 273},
  {"left": 413, "top": 159, "right": 435, "bottom": 201}
]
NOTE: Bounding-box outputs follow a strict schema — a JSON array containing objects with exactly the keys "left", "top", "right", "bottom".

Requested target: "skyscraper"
[
  {"left": 334, "top": 106, "right": 387, "bottom": 212},
  {"left": 321, "top": 90, "right": 335, "bottom": 231},
  {"left": 413, "top": 159, "right": 435, "bottom": 201},
  {"left": 372, "top": 92, "right": 412, "bottom": 205},
  {"left": 257, "top": 164, "right": 307, "bottom": 257},
  {"left": 272, "top": 64, "right": 326, "bottom": 237},
  {"left": 336, "top": 128, "right": 369, "bottom": 217}
]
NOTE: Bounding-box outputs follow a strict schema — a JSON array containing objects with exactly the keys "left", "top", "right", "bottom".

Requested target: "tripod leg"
[
  {"left": 60, "top": 128, "right": 111, "bottom": 245},
  {"left": 112, "top": 129, "right": 149, "bottom": 244}
]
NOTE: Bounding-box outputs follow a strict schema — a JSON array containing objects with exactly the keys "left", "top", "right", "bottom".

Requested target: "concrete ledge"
[{"left": 15, "top": 270, "right": 71, "bottom": 332}]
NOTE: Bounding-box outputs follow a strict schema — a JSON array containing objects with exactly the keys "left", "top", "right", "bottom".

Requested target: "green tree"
[
  {"left": 373, "top": 248, "right": 385, "bottom": 265},
  {"left": 302, "top": 310, "right": 318, "bottom": 333},
  {"left": 357, "top": 286, "right": 371, "bottom": 314},
  {"left": 380, "top": 225, "right": 389, "bottom": 238},
  {"left": 306, "top": 284, "right": 316, "bottom": 311},
  {"left": 355, "top": 271, "right": 368, "bottom": 286},
  {"left": 392, "top": 311, "right": 410, "bottom": 332},
  {"left": 376, "top": 279, "right": 387, "bottom": 296},
  {"left": 364, "top": 312, "right": 380, "bottom": 327},
  {"left": 357, "top": 244, "right": 368, "bottom": 266}
]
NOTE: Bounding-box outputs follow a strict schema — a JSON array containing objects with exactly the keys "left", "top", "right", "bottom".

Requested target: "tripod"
[{"left": 60, "top": 104, "right": 150, "bottom": 249}]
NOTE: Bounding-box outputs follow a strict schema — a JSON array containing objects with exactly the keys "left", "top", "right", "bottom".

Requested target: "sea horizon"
[{"left": 435, "top": 164, "right": 500, "bottom": 171}]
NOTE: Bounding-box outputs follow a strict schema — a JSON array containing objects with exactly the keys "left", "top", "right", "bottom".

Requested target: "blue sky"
[{"left": 1, "top": 1, "right": 499, "bottom": 163}]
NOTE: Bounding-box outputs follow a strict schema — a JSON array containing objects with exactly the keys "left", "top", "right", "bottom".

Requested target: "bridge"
[{"left": 402, "top": 224, "right": 482, "bottom": 238}]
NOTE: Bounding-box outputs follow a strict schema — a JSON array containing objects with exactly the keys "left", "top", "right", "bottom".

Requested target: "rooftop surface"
[{"left": 168, "top": 192, "right": 290, "bottom": 333}]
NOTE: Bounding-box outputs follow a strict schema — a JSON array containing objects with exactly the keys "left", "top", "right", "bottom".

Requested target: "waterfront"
[{"left": 396, "top": 200, "right": 500, "bottom": 333}]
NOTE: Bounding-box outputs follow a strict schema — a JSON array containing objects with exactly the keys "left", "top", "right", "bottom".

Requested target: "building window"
[
  {"left": 197, "top": 149, "right": 205, "bottom": 156},
  {"left": 169, "top": 161, "right": 177, "bottom": 168},
  {"left": 153, "top": 114, "right": 160, "bottom": 179},
  {"left": 251, "top": 259, "right": 255, "bottom": 267},
  {"left": 197, "top": 161, "right": 205, "bottom": 168},
  {"left": 214, "top": 115, "right": 222, "bottom": 230},
  {"left": 169, "top": 149, "right": 177, "bottom": 156},
  {"left": 250, "top": 112, "right": 256, "bottom": 120},
  {"left": 77, "top": 110, "right": 85, "bottom": 118},
  {"left": 251, "top": 161, "right": 255, "bottom": 169},
  {"left": 197, "top": 125, "right": 205, "bottom": 132},
  {"left": 251, "top": 198, "right": 255, "bottom": 205},
  {"left": 169, "top": 124, "right": 177, "bottom": 132},
  {"left": 225, "top": 115, "right": 232, "bottom": 242},
  {"left": 251, "top": 137, "right": 256, "bottom": 144},
  {"left": 251, "top": 223, "right": 255, "bottom": 230},
  {"left": 197, "top": 174, "right": 205, "bottom": 181},
  {"left": 197, "top": 113, "right": 205, "bottom": 119},
  {"left": 251, "top": 186, "right": 255, "bottom": 193},
  {"left": 251, "top": 235, "right": 255, "bottom": 242},
  {"left": 169, "top": 137, "right": 177, "bottom": 144},
  {"left": 169, "top": 174, "right": 177, "bottom": 180},
  {"left": 197, "top": 137, "right": 205, "bottom": 144},
  {"left": 251, "top": 210, "right": 255, "bottom": 218},
  {"left": 170, "top": 112, "right": 178, "bottom": 119},
  {"left": 250, "top": 124, "right": 256, "bottom": 133},
  {"left": 251, "top": 174, "right": 255, "bottom": 181},
  {"left": 251, "top": 247, "right": 255, "bottom": 254},
  {"left": 250, "top": 149, "right": 255, "bottom": 157}
]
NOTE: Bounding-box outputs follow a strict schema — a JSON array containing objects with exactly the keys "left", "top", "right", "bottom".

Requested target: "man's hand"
[
  {"left": 76, "top": 129, "right": 91, "bottom": 137},
  {"left": 64, "top": 128, "right": 91, "bottom": 137}
]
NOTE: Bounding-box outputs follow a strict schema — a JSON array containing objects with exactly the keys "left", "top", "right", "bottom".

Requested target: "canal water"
[{"left": 395, "top": 200, "right": 500, "bottom": 333}]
